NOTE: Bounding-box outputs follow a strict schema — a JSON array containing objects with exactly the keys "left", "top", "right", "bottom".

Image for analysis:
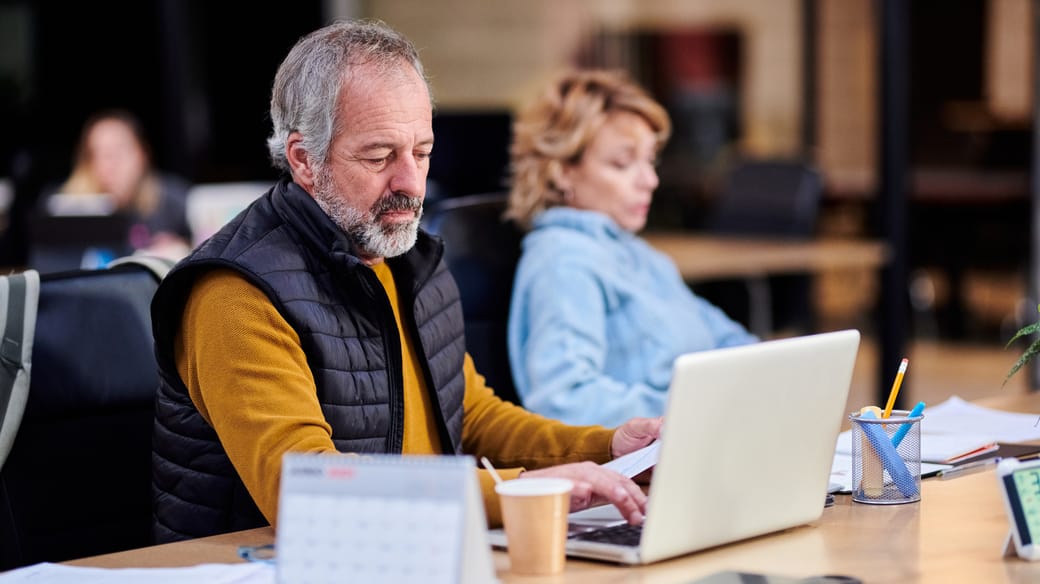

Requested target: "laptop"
[
  {"left": 28, "top": 210, "right": 134, "bottom": 272},
  {"left": 488, "top": 329, "right": 861, "bottom": 565}
]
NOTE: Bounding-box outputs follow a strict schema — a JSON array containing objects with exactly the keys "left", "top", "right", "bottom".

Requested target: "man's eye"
[
  {"left": 365, "top": 156, "right": 391, "bottom": 169},
  {"left": 415, "top": 151, "right": 432, "bottom": 162}
]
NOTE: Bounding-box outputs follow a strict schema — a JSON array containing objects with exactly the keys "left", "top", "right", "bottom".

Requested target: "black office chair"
[
  {"left": 0, "top": 257, "right": 171, "bottom": 569},
  {"left": 695, "top": 159, "right": 823, "bottom": 336},
  {"left": 423, "top": 192, "right": 524, "bottom": 405}
]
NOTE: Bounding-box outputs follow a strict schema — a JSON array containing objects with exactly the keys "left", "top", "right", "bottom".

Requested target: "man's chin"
[{"left": 362, "top": 223, "right": 419, "bottom": 258}]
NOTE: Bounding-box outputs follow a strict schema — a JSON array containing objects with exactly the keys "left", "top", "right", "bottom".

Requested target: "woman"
[
  {"left": 58, "top": 109, "right": 192, "bottom": 258},
  {"left": 506, "top": 70, "right": 757, "bottom": 427}
]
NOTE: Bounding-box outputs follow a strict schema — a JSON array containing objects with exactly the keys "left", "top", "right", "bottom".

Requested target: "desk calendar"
[{"left": 276, "top": 453, "right": 495, "bottom": 583}]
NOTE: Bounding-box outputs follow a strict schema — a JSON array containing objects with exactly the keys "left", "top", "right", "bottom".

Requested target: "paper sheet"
[
  {"left": 829, "top": 453, "right": 951, "bottom": 493},
  {"left": 601, "top": 441, "right": 660, "bottom": 478},
  {"left": 0, "top": 562, "right": 273, "bottom": 584}
]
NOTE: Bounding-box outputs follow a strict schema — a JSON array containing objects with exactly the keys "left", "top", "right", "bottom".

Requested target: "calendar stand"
[{"left": 276, "top": 453, "right": 496, "bottom": 583}]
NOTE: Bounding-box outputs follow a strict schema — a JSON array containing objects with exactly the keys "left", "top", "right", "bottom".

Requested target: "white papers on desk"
[
  {"left": 834, "top": 396, "right": 1040, "bottom": 464},
  {"left": 916, "top": 395, "right": 1040, "bottom": 441},
  {"left": 829, "top": 395, "right": 1040, "bottom": 490},
  {"left": 829, "top": 453, "right": 951, "bottom": 493},
  {"left": 0, "top": 562, "right": 273, "bottom": 584}
]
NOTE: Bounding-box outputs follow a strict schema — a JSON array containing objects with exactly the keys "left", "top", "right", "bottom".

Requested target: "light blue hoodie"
[{"left": 508, "top": 207, "right": 758, "bottom": 427}]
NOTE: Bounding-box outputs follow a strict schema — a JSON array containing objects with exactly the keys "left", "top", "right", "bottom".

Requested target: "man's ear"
[{"left": 286, "top": 132, "right": 316, "bottom": 192}]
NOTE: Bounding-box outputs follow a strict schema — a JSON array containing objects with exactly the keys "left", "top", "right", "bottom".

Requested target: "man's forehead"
[{"left": 332, "top": 64, "right": 433, "bottom": 147}]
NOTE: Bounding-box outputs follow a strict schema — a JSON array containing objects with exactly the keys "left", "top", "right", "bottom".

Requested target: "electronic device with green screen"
[{"left": 997, "top": 457, "right": 1040, "bottom": 561}]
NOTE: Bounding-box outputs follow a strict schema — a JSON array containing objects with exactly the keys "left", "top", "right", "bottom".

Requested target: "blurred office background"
[{"left": 0, "top": 0, "right": 1037, "bottom": 405}]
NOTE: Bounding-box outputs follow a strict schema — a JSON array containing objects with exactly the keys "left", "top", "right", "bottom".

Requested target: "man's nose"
[{"left": 388, "top": 154, "right": 426, "bottom": 198}]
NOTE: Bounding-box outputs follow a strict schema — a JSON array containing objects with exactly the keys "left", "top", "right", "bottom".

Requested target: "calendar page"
[{"left": 276, "top": 453, "right": 494, "bottom": 584}]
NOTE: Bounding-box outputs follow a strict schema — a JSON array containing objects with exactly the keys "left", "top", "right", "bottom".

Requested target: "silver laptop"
[{"left": 489, "top": 329, "right": 860, "bottom": 565}]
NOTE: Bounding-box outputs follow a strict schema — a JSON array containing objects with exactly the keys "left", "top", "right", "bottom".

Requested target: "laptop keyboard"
[{"left": 569, "top": 522, "right": 643, "bottom": 546}]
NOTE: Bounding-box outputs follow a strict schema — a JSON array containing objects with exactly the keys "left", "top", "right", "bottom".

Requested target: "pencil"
[{"left": 882, "top": 358, "right": 909, "bottom": 419}]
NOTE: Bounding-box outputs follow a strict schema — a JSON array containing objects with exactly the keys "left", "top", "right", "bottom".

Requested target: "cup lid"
[{"left": 494, "top": 477, "right": 574, "bottom": 496}]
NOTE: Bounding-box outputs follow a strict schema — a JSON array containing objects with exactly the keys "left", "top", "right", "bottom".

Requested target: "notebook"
[{"left": 488, "top": 329, "right": 861, "bottom": 565}]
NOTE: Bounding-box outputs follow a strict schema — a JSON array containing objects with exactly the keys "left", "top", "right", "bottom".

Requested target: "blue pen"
[{"left": 891, "top": 401, "right": 926, "bottom": 448}]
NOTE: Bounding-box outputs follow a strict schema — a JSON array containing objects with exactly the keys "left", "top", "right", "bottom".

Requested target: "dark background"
[
  {"left": 0, "top": 0, "right": 1032, "bottom": 344},
  {"left": 0, "top": 0, "right": 325, "bottom": 265}
]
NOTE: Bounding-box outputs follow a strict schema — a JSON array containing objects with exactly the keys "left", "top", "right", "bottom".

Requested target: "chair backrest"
[
  {"left": 698, "top": 160, "right": 823, "bottom": 335},
  {"left": 0, "top": 258, "right": 168, "bottom": 570},
  {"left": 423, "top": 192, "right": 523, "bottom": 405},
  {"left": 704, "top": 159, "right": 822, "bottom": 238}
]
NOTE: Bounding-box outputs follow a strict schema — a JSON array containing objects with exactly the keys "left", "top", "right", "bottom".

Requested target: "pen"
[
  {"left": 891, "top": 401, "right": 926, "bottom": 448},
  {"left": 937, "top": 457, "right": 1002, "bottom": 481},
  {"left": 882, "top": 358, "right": 909, "bottom": 419}
]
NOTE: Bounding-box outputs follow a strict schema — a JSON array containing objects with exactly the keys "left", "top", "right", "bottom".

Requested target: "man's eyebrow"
[
  {"left": 356, "top": 142, "right": 397, "bottom": 153},
  {"left": 357, "top": 138, "right": 435, "bottom": 152}
]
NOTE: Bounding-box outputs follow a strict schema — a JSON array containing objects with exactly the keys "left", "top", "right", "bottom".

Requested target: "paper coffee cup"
[{"left": 495, "top": 477, "right": 573, "bottom": 576}]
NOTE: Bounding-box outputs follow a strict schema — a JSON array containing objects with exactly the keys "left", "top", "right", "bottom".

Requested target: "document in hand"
[{"left": 601, "top": 441, "right": 660, "bottom": 478}]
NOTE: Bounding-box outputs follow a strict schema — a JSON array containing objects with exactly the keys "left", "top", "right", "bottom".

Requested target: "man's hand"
[
  {"left": 515, "top": 416, "right": 664, "bottom": 525},
  {"left": 610, "top": 416, "right": 662, "bottom": 459},
  {"left": 519, "top": 462, "right": 648, "bottom": 525}
]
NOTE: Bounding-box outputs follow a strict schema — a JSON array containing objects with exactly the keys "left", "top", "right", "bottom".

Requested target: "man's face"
[{"left": 308, "top": 62, "right": 434, "bottom": 263}]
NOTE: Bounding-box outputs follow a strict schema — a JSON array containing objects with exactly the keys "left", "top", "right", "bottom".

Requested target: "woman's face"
[
  {"left": 560, "top": 110, "right": 659, "bottom": 233},
  {"left": 86, "top": 118, "right": 147, "bottom": 205}
]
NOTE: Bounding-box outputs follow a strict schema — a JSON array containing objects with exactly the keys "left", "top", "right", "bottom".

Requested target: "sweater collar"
[{"left": 532, "top": 206, "right": 633, "bottom": 242}]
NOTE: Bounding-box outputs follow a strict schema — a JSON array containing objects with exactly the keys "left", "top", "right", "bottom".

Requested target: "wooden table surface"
[{"left": 643, "top": 232, "right": 890, "bottom": 282}]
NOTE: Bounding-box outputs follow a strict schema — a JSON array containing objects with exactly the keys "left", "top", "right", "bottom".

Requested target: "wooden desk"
[
  {"left": 64, "top": 393, "right": 1040, "bottom": 583},
  {"left": 642, "top": 232, "right": 889, "bottom": 282}
]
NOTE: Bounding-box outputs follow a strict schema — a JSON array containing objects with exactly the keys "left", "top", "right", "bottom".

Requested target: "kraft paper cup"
[{"left": 495, "top": 477, "right": 574, "bottom": 576}]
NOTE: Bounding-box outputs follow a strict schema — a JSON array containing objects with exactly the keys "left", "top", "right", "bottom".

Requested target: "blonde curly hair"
[{"left": 505, "top": 69, "right": 671, "bottom": 228}]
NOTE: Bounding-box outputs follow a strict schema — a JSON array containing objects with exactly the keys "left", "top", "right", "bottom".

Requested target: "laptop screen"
[{"left": 28, "top": 212, "right": 134, "bottom": 272}]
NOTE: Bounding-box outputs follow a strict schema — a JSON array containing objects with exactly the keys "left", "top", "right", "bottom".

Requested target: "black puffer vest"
[{"left": 150, "top": 178, "right": 467, "bottom": 542}]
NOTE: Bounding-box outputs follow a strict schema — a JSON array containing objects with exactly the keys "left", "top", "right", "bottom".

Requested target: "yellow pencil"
[{"left": 882, "top": 358, "right": 909, "bottom": 419}]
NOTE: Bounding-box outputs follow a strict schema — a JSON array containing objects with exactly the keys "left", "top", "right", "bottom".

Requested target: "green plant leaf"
[
  {"left": 1006, "top": 321, "right": 1040, "bottom": 349},
  {"left": 1004, "top": 336, "right": 1040, "bottom": 386}
]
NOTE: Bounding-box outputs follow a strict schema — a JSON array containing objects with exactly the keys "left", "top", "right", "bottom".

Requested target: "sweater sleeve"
[
  {"left": 460, "top": 353, "right": 616, "bottom": 526},
  {"left": 178, "top": 270, "right": 611, "bottom": 529},
  {"left": 176, "top": 269, "right": 338, "bottom": 526}
]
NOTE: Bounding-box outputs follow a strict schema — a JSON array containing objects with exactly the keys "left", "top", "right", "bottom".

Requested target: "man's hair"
[
  {"left": 505, "top": 69, "right": 671, "bottom": 228},
  {"left": 267, "top": 19, "right": 428, "bottom": 172}
]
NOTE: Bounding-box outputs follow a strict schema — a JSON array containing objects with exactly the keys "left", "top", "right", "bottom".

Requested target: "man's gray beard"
[{"left": 311, "top": 173, "right": 422, "bottom": 259}]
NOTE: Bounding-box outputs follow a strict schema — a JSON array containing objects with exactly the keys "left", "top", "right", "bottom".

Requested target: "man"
[{"left": 150, "top": 19, "right": 660, "bottom": 543}]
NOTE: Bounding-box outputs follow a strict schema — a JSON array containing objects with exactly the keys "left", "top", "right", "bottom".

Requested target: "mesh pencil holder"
[{"left": 849, "top": 409, "right": 922, "bottom": 504}]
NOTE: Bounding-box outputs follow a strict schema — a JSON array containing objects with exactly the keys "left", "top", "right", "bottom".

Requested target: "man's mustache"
[{"left": 374, "top": 192, "right": 422, "bottom": 215}]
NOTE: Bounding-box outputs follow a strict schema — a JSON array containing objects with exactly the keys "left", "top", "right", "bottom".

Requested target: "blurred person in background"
[
  {"left": 57, "top": 109, "right": 192, "bottom": 259},
  {"left": 506, "top": 70, "right": 758, "bottom": 428}
]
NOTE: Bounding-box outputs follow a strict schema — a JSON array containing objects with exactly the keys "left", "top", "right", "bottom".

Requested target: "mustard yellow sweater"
[{"left": 175, "top": 265, "right": 615, "bottom": 527}]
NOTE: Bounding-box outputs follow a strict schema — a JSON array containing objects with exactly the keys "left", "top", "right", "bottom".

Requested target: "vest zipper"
[{"left": 359, "top": 268, "right": 405, "bottom": 453}]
